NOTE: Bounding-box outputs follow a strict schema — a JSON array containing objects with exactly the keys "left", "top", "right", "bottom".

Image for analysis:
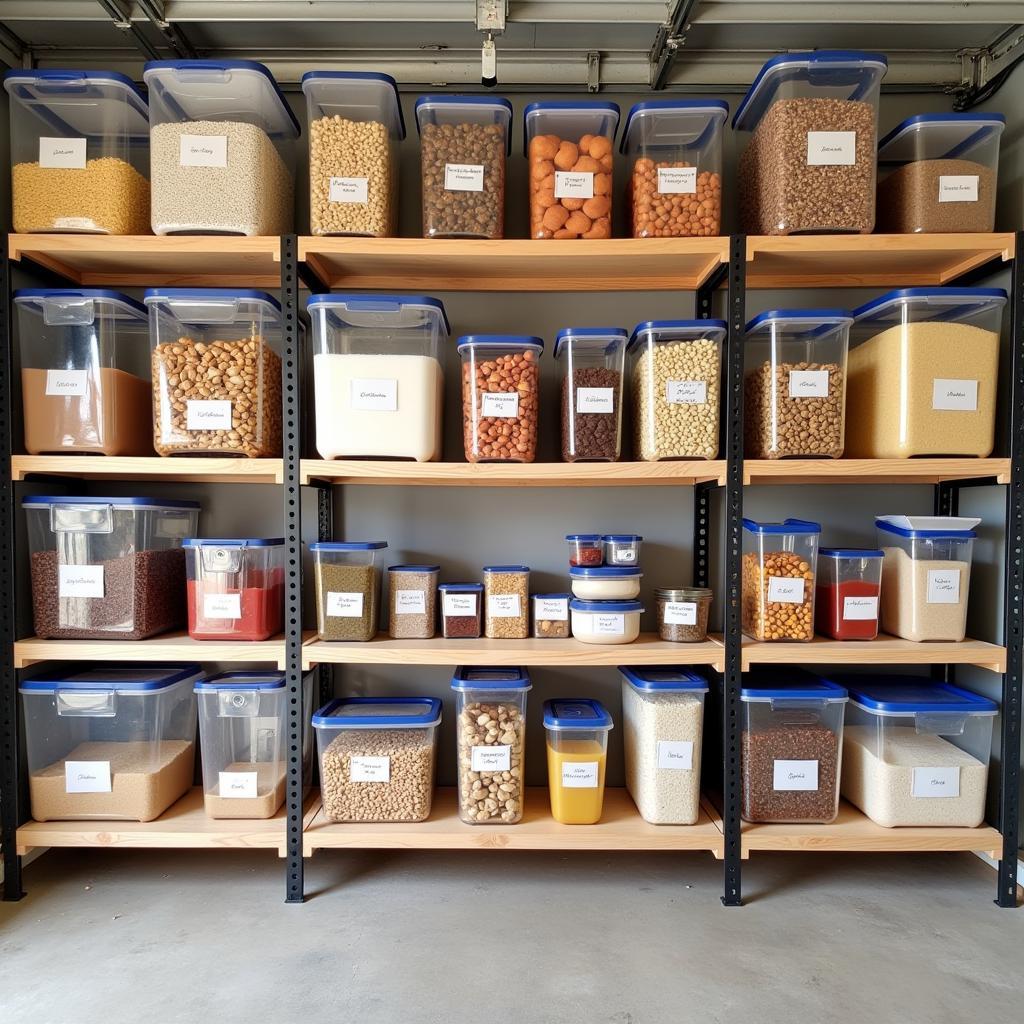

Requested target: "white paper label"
[
  {"left": 65, "top": 760, "right": 111, "bottom": 794},
  {"left": 576, "top": 387, "right": 614, "bottom": 414},
  {"left": 666, "top": 380, "right": 707, "bottom": 405},
  {"left": 664, "top": 601, "right": 698, "bottom": 625},
  {"left": 218, "top": 771, "right": 258, "bottom": 799},
  {"left": 329, "top": 176, "right": 368, "bottom": 203},
  {"left": 45, "top": 369, "right": 88, "bottom": 396},
  {"left": 767, "top": 576, "right": 805, "bottom": 604},
  {"left": 938, "top": 175, "right": 979, "bottom": 203},
  {"left": 186, "top": 399, "right": 232, "bottom": 430},
  {"left": 657, "top": 741, "right": 694, "bottom": 771},
  {"left": 806, "top": 131, "right": 856, "bottom": 166},
  {"left": 471, "top": 745, "right": 511, "bottom": 772},
  {"left": 773, "top": 759, "right": 819, "bottom": 791},
  {"left": 179, "top": 134, "right": 228, "bottom": 168},
  {"left": 615, "top": 549, "right": 636, "bottom": 562},
  {"left": 561, "top": 761, "right": 599, "bottom": 788},
  {"left": 53, "top": 217, "right": 95, "bottom": 230},
  {"left": 443, "top": 593, "right": 477, "bottom": 617},
  {"left": 350, "top": 756, "right": 390, "bottom": 783},
  {"left": 535, "top": 597, "right": 568, "bottom": 621},
  {"left": 657, "top": 166, "right": 697, "bottom": 194},
  {"left": 912, "top": 766, "right": 961, "bottom": 798},
  {"left": 932, "top": 379, "right": 978, "bottom": 412},
  {"left": 58, "top": 564, "right": 104, "bottom": 599},
  {"left": 593, "top": 613, "right": 626, "bottom": 635},
  {"left": 789, "top": 369, "right": 830, "bottom": 398},
  {"left": 39, "top": 137, "right": 87, "bottom": 169},
  {"left": 489, "top": 593, "right": 521, "bottom": 618},
  {"left": 554, "top": 170, "right": 594, "bottom": 199},
  {"left": 350, "top": 378, "right": 398, "bottom": 412},
  {"left": 481, "top": 392, "right": 519, "bottom": 418},
  {"left": 927, "top": 569, "right": 961, "bottom": 604},
  {"left": 444, "top": 163, "right": 485, "bottom": 191},
  {"left": 203, "top": 592, "right": 241, "bottom": 619},
  {"left": 842, "top": 595, "right": 878, "bottom": 620},
  {"left": 395, "top": 589, "right": 426, "bottom": 615},
  {"left": 326, "top": 591, "right": 364, "bottom": 618}
]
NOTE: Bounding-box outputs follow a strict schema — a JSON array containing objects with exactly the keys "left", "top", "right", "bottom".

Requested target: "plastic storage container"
[
  {"left": 655, "top": 587, "right": 712, "bottom": 642},
  {"left": 524, "top": 101, "right": 619, "bottom": 239},
  {"left": 734, "top": 51, "right": 887, "bottom": 235},
  {"left": 742, "top": 518, "right": 821, "bottom": 642},
  {"left": 839, "top": 677, "right": 996, "bottom": 828},
  {"left": 876, "top": 114, "right": 1004, "bottom": 234},
  {"left": 566, "top": 534, "right": 603, "bottom": 567},
  {"left": 740, "top": 672, "right": 848, "bottom": 823},
  {"left": 4, "top": 69, "right": 151, "bottom": 234},
  {"left": 620, "top": 100, "right": 727, "bottom": 238},
  {"left": 415, "top": 95, "right": 513, "bottom": 239},
  {"left": 815, "top": 548, "right": 883, "bottom": 641},
  {"left": 146, "top": 289, "right": 284, "bottom": 458},
  {"left": 532, "top": 592, "right": 571, "bottom": 638},
  {"left": 570, "top": 598, "right": 643, "bottom": 645},
  {"left": 439, "top": 582, "right": 483, "bottom": 639},
  {"left": 628, "top": 320, "right": 725, "bottom": 461},
  {"left": 621, "top": 667, "right": 708, "bottom": 824},
  {"left": 313, "top": 697, "right": 442, "bottom": 822},
  {"left": 847, "top": 288, "right": 1006, "bottom": 459},
  {"left": 184, "top": 538, "right": 284, "bottom": 641},
  {"left": 570, "top": 566, "right": 642, "bottom": 601},
  {"left": 483, "top": 565, "right": 530, "bottom": 639},
  {"left": 307, "top": 294, "right": 448, "bottom": 462},
  {"left": 876, "top": 515, "right": 978, "bottom": 642},
  {"left": 14, "top": 288, "right": 153, "bottom": 456},
  {"left": 143, "top": 59, "right": 298, "bottom": 235},
  {"left": 311, "top": 541, "right": 387, "bottom": 642},
  {"left": 23, "top": 495, "right": 198, "bottom": 640},
  {"left": 603, "top": 534, "right": 643, "bottom": 567},
  {"left": 20, "top": 664, "right": 200, "bottom": 821},
  {"left": 744, "top": 309, "right": 852, "bottom": 459},
  {"left": 458, "top": 335, "right": 543, "bottom": 463},
  {"left": 387, "top": 564, "right": 439, "bottom": 639},
  {"left": 543, "top": 698, "right": 613, "bottom": 824},
  {"left": 302, "top": 71, "right": 404, "bottom": 237},
  {"left": 452, "top": 667, "right": 531, "bottom": 824}
]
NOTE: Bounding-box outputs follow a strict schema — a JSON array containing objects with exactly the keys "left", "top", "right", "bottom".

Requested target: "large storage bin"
[
  {"left": 4, "top": 69, "right": 150, "bottom": 234},
  {"left": 311, "top": 541, "right": 388, "bottom": 642},
  {"left": 20, "top": 664, "right": 200, "bottom": 821},
  {"left": 23, "top": 495, "right": 198, "bottom": 640},
  {"left": 543, "top": 698, "right": 613, "bottom": 824}
]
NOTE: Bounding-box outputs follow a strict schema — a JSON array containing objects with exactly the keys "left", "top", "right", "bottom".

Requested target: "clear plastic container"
[
  {"left": 302, "top": 71, "right": 404, "bottom": 237},
  {"left": 569, "top": 566, "right": 642, "bottom": 601},
  {"left": 313, "top": 697, "right": 442, "bottom": 823},
  {"left": 566, "top": 533, "right": 604, "bottom": 567},
  {"left": 603, "top": 534, "right": 643, "bottom": 567},
  {"left": 307, "top": 294, "right": 448, "bottom": 462},
  {"left": 543, "top": 698, "right": 613, "bottom": 824},
  {"left": 619, "top": 100, "right": 727, "bottom": 238},
  {"left": 184, "top": 538, "right": 284, "bottom": 641},
  {"left": 847, "top": 288, "right": 1006, "bottom": 459},
  {"left": 655, "top": 587, "right": 712, "bottom": 642},
  {"left": 621, "top": 667, "right": 708, "bottom": 824},
  {"left": 452, "top": 667, "right": 531, "bottom": 824},
  {"left": 23, "top": 495, "right": 199, "bottom": 640},
  {"left": 554, "top": 327, "right": 628, "bottom": 462},
  {"left": 628, "top": 319, "right": 725, "bottom": 461},
  {"left": 310, "top": 541, "right": 388, "bottom": 642},
  {"left": 741, "top": 518, "right": 821, "bottom": 642},
  {"left": 838, "top": 677, "right": 996, "bottom": 828},
  {"left": 570, "top": 598, "right": 643, "bottom": 645},
  {"left": 524, "top": 101, "right": 619, "bottom": 239},
  {"left": 143, "top": 59, "right": 298, "bottom": 235},
  {"left": 483, "top": 565, "right": 530, "bottom": 639},
  {"left": 14, "top": 288, "right": 153, "bottom": 456},
  {"left": 146, "top": 288, "right": 284, "bottom": 458},
  {"left": 4, "top": 69, "right": 151, "bottom": 234},
  {"left": 740, "top": 671, "right": 848, "bottom": 823},
  {"left": 195, "top": 670, "right": 314, "bottom": 819},
  {"left": 733, "top": 51, "right": 887, "bottom": 234},
  {"left": 815, "top": 548, "right": 883, "bottom": 641},
  {"left": 415, "top": 95, "right": 512, "bottom": 239},
  {"left": 532, "top": 592, "right": 570, "bottom": 639},
  {"left": 20, "top": 664, "right": 200, "bottom": 821},
  {"left": 387, "top": 564, "right": 439, "bottom": 639},
  {"left": 876, "top": 114, "right": 1004, "bottom": 234},
  {"left": 439, "top": 582, "right": 483, "bottom": 639},
  {"left": 744, "top": 309, "right": 852, "bottom": 459},
  {"left": 876, "top": 515, "right": 978, "bottom": 642},
  {"left": 458, "top": 335, "right": 543, "bottom": 463}
]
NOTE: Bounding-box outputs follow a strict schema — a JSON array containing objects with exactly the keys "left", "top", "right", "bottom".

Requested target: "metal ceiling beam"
[
  {"left": 94, "top": 0, "right": 162, "bottom": 60},
  {"left": 649, "top": 0, "right": 699, "bottom": 90},
  {"left": 0, "top": 21, "right": 29, "bottom": 68},
  {"left": 135, "top": 0, "right": 199, "bottom": 57},
  {"left": 691, "top": 1, "right": 1024, "bottom": 23}
]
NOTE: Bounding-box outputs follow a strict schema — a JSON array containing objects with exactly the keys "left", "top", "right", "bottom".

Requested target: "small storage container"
[
  {"left": 184, "top": 538, "right": 284, "bottom": 641},
  {"left": 734, "top": 51, "right": 887, "bottom": 235},
  {"left": 313, "top": 697, "right": 442, "bottom": 822},
  {"left": 439, "top": 582, "right": 483, "bottom": 639},
  {"left": 458, "top": 335, "right": 543, "bottom": 463},
  {"left": 4, "top": 69, "right": 151, "bottom": 234},
  {"left": 143, "top": 59, "right": 298, "bottom": 235},
  {"left": 847, "top": 288, "right": 1005, "bottom": 459},
  {"left": 543, "top": 698, "right": 613, "bottom": 824},
  {"left": 310, "top": 541, "right": 388, "bottom": 642},
  {"left": 619, "top": 100, "right": 727, "bottom": 238},
  {"left": 742, "top": 518, "right": 820, "bottom": 642},
  {"left": 628, "top": 320, "right": 724, "bottom": 461},
  {"left": 621, "top": 667, "right": 708, "bottom": 824},
  {"left": 839, "top": 677, "right": 996, "bottom": 828},
  {"left": 655, "top": 587, "right": 712, "bottom": 642},
  {"left": 302, "top": 71, "right": 404, "bottom": 237},
  {"left": 570, "top": 598, "right": 643, "bottom": 645},
  {"left": 566, "top": 534, "right": 603, "bottom": 567},
  {"left": 307, "top": 294, "right": 448, "bottom": 462},
  {"left": 532, "top": 593, "right": 571, "bottom": 638},
  {"left": 554, "top": 327, "right": 628, "bottom": 462},
  {"left": 740, "top": 671, "right": 848, "bottom": 823},
  {"left": 23, "top": 495, "right": 198, "bottom": 640},
  {"left": 815, "top": 548, "right": 883, "bottom": 641},
  {"left": 452, "top": 667, "right": 531, "bottom": 824},
  {"left": 876, "top": 114, "right": 1004, "bottom": 234},
  {"left": 524, "top": 101, "right": 619, "bottom": 239},
  {"left": 14, "top": 288, "right": 153, "bottom": 456},
  {"left": 387, "top": 564, "right": 439, "bottom": 639},
  {"left": 146, "top": 288, "right": 284, "bottom": 458},
  {"left": 483, "top": 565, "right": 530, "bottom": 639},
  {"left": 744, "top": 309, "right": 852, "bottom": 459},
  {"left": 569, "top": 566, "right": 642, "bottom": 601},
  {"left": 603, "top": 534, "right": 643, "bottom": 567},
  {"left": 415, "top": 95, "right": 513, "bottom": 239},
  {"left": 21, "top": 664, "right": 200, "bottom": 822},
  {"left": 876, "top": 516, "right": 978, "bottom": 642}
]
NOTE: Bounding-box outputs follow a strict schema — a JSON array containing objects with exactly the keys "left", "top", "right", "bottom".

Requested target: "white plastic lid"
[{"left": 301, "top": 71, "right": 405, "bottom": 140}]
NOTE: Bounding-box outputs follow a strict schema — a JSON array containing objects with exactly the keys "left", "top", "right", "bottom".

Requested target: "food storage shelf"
[
  {"left": 743, "top": 458, "right": 1010, "bottom": 486},
  {"left": 11, "top": 455, "right": 283, "bottom": 485}
]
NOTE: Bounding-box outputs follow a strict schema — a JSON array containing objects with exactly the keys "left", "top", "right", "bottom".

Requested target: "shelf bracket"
[{"left": 953, "top": 26, "right": 1024, "bottom": 109}]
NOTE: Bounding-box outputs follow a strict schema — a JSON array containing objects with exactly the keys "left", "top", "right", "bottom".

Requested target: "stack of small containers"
[{"left": 563, "top": 534, "right": 644, "bottom": 645}]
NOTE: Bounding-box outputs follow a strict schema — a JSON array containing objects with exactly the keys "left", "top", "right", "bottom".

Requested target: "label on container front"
[
  {"left": 576, "top": 387, "right": 614, "bottom": 414},
  {"left": 938, "top": 175, "right": 979, "bottom": 203},
  {"left": 806, "top": 131, "right": 856, "bottom": 166},
  {"left": 561, "top": 761, "right": 599, "bottom": 788},
  {"left": 927, "top": 569, "right": 961, "bottom": 604},
  {"left": 326, "top": 591, "right": 364, "bottom": 618},
  {"left": 350, "top": 378, "right": 398, "bottom": 412},
  {"left": 350, "top": 756, "right": 390, "bottom": 783},
  {"left": 65, "top": 760, "right": 111, "bottom": 794},
  {"left": 481, "top": 392, "right": 519, "bottom": 418},
  {"left": 666, "top": 380, "right": 707, "bottom": 405},
  {"left": 613, "top": 549, "right": 636, "bottom": 562},
  {"left": 663, "top": 601, "right": 698, "bottom": 625},
  {"left": 39, "top": 136, "right": 87, "bottom": 169},
  {"left": 444, "top": 163, "right": 485, "bottom": 191},
  {"left": 788, "top": 370, "right": 830, "bottom": 398},
  {"left": 395, "top": 589, "right": 427, "bottom": 614},
  {"left": 489, "top": 593, "right": 521, "bottom": 617},
  {"left": 535, "top": 597, "right": 568, "bottom": 621},
  {"left": 186, "top": 399, "right": 233, "bottom": 430},
  {"left": 179, "top": 134, "right": 228, "bottom": 168},
  {"left": 592, "top": 613, "right": 626, "bottom": 635},
  {"left": 58, "top": 564, "right": 104, "bottom": 599},
  {"left": 932, "top": 378, "right": 978, "bottom": 412},
  {"left": 554, "top": 171, "right": 594, "bottom": 199},
  {"left": 657, "top": 166, "right": 697, "bottom": 194},
  {"left": 767, "top": 576, "right": 805, "bottom": 604},
  {"left": 45, "top": 369, "right": 88, "bottom": 397},
  {"left": 472, "top": 745, "right": 511, "bottom": 772},
  {"left": 912, "top": 766, "right": 961, "bottom": 798},
  {"left": 203, "top": 592, "right": 242, "bottom": 619},
  {"left": 53, "top": 217, "right": 96, "bottom": 230},
  {"left": 329, "top": 176, "right": 369, "bottom": 203},
  {"left": 657, "top": 740, "right": 694, "bottom": 771},
  {"left": 443, "top": 593, "right": 477, "bottom": 617},
  {"left": 773, "top": 759, "right": 819, "bottom": 791},
  {"left": 842, "top": 595, "right": 878, "bottom": 620},
  {"left": 218, "top": 771, "right": 258, "bottom": 799}
]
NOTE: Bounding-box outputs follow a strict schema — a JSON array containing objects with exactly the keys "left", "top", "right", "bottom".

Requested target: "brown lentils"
[
  {"left": 462, "top": 350, "right": 539, "bottom": 463},
  {"left": 742, "top": 550, "right": 815, "bottom": 642},
  {"left": 457, "top": 702, "right": 525, "bottom": 824}
]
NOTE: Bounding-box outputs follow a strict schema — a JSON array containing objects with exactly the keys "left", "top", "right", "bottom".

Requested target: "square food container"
[
  {"left": 310, "top": 541, "right": 388, "bottom": 642},
  {"left": 532, "top": 593, "right": 571, "bottom": 638},
  {"left": 543, "top": 698, "right": 613, "bottom": 824},
  {"left": 387, "top": 564, "right": 440, "bottom": 639},
  {"left": 439, "top": 582, "right": 483, "bottom": 639},
  {"left": 815, "top": 548, "right": 883, "bottom": 641},
  {"left": 483, "top": 565, "right": 530, "bottom": 639},
  {"left": 603, "top": 534, "right": 643, "bottom": 567},
  {"left": 566, "top": 533, "right": 604, "bottom": 567}
]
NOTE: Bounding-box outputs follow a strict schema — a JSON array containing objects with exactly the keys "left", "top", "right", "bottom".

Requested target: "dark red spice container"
[
  {"left": 566, "top": 533, "right": 604, "bottom": 567},
  {"left": 815, "top": 548, "right": 884, "bottom": 641}
]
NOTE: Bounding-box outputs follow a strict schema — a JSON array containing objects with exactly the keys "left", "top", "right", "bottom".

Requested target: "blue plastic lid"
[
  {"left": 838, "top": 677, "right": 997, "bottom": 715},
  {"left": 438, "top": 582, "right": 483, "bottom": 593},
  {"left": 20, "top": 664, "right": 201, "bottom": 694},
  {"left": 388, "top": 564, "right": 440, "bottom": 573},
  {"left": 569, "top": 566, "right": 643, "bottom": 578},
  {"left": 451, "top": 666, "right": 531, "bottom": 691},
  {"left": 534, "top": 592, "right": 571, "bottom": 600},
  {"left": 22, "top": 495, "right": 199, "bottom": 509},
  {"left": 742, "top": 517, "right": 821, "bottom": 536},
  {"left": 483, "top": 565, "right": 530, "bottom": 573},
  {"left": 182, "top": 538, "right": 283, "bottom": 548},
  {"left": 456, "top": 334, "right": 544, "bottom": 354},
  {"left": 300, "top": 71, "right": 406, "bottom": 139},
  {"left": 312, "top": 696, "right": 442, "bottom": 729},
  {"left": 570, "top": 598, "right": 643, "bottom": 613},
  {"left": 309, "top": 541, "right": 387, "bottom": 551},
  {"left": 620, "top": 667, "right": 709, "bottom": 693},
  {"left": 523, "top": 100, "right": 620, "bottom": 154},
  {"left": 877, "top": 113, "right": 1005, "bottom": 162},
  {"left": 306, "top": 294, "right": 450, "bottom": 335},
  {"left": 195, "top": 671, "right": 285, "bottom": 691},
  {"left": 543, "top": 698, "right": 613, "bottom": 731},
  {"left": 876, "top": 520, "right": 976, "bottom": 540},
  {"left": 144, "top": 288, "right": 282, "bottom": 312},
  {"left": 603, "top": 534, "right": 643, "bottom": 543},
  {"left": 619, "top": 99, "right": 729, "bottom": 153},
  {"left": 740, "top": 671, "right": 848, "bottom": 703},
  {"left": 553, "top": 327, "right": 629, "bottom": 358},
  {"left": 414, "top": 95, "right": 514, "bottom": 153},
  {"left": 820, "top": 547, "right": 884, "bottom": 559},
  {"left": 14, "top": 288, "right": 148, "bottom": 319},
  {"left": 566, "top": 534, "right": 602, "bottom": 543},
  {"left": 627, "top": 319, "right": 727, "bottom": 353},
  {"left": 746, "top": 309, "right": 853, "bottom": 333},
  {"left": 852, "top": 288, "right": 1007, "bottom": 325}
]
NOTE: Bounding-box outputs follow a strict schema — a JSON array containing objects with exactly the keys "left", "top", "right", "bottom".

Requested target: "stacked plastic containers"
[
  {"left": 311, "top": 541, "right": 388, "bottom": 642},
  {"left": 569, "top": 565, "right": 643, "bottom": 645},
  {"left": 543, "top": 698, "right": 614, "bottom": 824},
  {"left": 815, "top": 548, "right": 883, "bottom": 640},
  {"left": 308, "top": 294, "right": 448, "bottom": 462}
]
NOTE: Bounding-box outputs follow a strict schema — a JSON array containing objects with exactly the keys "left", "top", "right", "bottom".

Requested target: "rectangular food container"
[
  {"left": 483, "top": 565, "right": 530, "bottom": 639},
  {"left": 313, "top": 697, "right": 442, "bottom": 823},
  {"left": 569, "top": 566, "right": 642, "bottom": 601},
  {"left": 570, "top": 598, "right": 643, "bottom": 645},
  {"left": 734, "top": 50, "right": 887, "bottom": 234},
  {"left": 20, "top": 664, "right": 200, "bottom": 822},
  {"left": 544, "top": 698, "right": 613, "bottom": 824},
  {"left": 310, "top": 541, "right": 388, "bottom": 642},
  {"left": 14, "top": 288, "right": 153, "bottom": 456},
  {"left": 847, "top": 288, "right": 1005, "bottom": 459},
  {"left": 23, "top": 495, "right": 198, "bottom": 640},
  {"left": 603, "top": 534, "right": 643, "bottom": 567},
  {"left": 307, "top": 294, "right": 448, "bottom": 462},
  {"left": 815, "top": 548, "right": 883, "bottom": 641},
  {"left": 439, "top": 582, "right": 483, "bottom": 639},
  {"left": 532, "top": 592, "right": 570, "bottom": 638},
  {"left": 655, "top": 587, "right": 712, "bottom": 642},
  {"left": 566, "top": 534, "right": 603, "bottom": 567},
  {"left": 387, "top": 564, "right": 439, "bottom": 639},
  {"left": 4, "top": 69, "right": 151, "bottom": 234}
]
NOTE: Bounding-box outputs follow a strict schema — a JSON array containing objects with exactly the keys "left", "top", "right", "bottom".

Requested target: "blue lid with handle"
[
  {"left": 603, "top": 534, "right": 643, "bottom": 543},
  {"left": 566, "top": 534, "right": 602, "bottom": 543},
  {"left": 820, "top": 547, "right": 884, "bottom": 559},
  {"left": 20, "top": 664, "right": 202, "bottom": 694},
  {"left": 439, "top": 582, "right": 483, "bottom": 593},
  {"left": 553, "top": 327, "right": 628, "bottom": 358},
  {"left": 144, "top": 288, "right": 282, "bottom": 313},
  {"left": 195, "top": 670, "right": 285, "bottom": 691},
  {"left": 306, "top": 294, "right": 449, "bottom": 335},
  {"left": 740, "top": 670, "right": 848, "bottom": 703},
  {"left": 457, "top": 335, "right": 544, "bottom": 354},
  {"left": 877, "top": 113, "right": 1005, "bottom": 163},
  {"left": 620, "top": 667, "right": 709, "bottom": 692},
  {"left": 414, "top": 95, "right": 514, "bottom": 153},
  {"left": 746, "top": 309, "right": 853, "bottom": 334},
  {"left": 483, "top": 565, "right": 530, "bottom": 573},
  {"left": 312, "top": 696, "right": 442, "bottom": 729},
  {"left": 309, "top": 541, "right": 387, "bottom": 551},
  {"left": 14, "top": 288, "right": 148, "bottom": 320},
  {"left": 523, "top": 100, "right": 620, "bottom": 154},
  {"left": 876, "top": 520, "right": 976, "bottom": 540},
  {"left": 301, "top": 71, "right": 405, "bottom": 139},
  {"left": 619, "top": 99, "right": 729, "bottom": 153},
  {"left": 183, "top": 537, "right": 283, "bottom": 548},
  {"left": 837, "top": 676, "right": 997, "bottom": 715},
  {"left": 23, "top": 495, "right": 199, "bottom": 509},
  {"left": 543, "top": 698, "right": 614, "bottom": 730},
  {"left": 451, "top": 666, "right": 531, "bottom": 691},
  {"left": 743, "top": 517, "right": 821, "bottom": 536},
  {"left": 628, "top": 319, "right": 727, "bottom": 353}
]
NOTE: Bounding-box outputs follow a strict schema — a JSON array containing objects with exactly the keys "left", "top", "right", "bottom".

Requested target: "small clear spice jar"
[
  {"left": 655, "top": 587, "right": 712, "bottom": 642},
  {"left": 438, "top": 582, "right": 483, "bottom": 639},
  {"left": 387, "top": 564, "right": 439, "bottom": 639},
  {"left": 603, "top": 534, "right": 643, "bottom": 566},
  {"left": 483, "top": 565, "right": 530, "bottom": 639},
  {"left": 532, "top": 593, "right": 570, "bottom": 638},
  {"left": 566, "top": 533, "right": 603, "bottom": 567}
]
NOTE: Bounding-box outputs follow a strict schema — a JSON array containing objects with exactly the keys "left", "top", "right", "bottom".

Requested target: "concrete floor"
[{"left": 1, "top": 849, "right": 1021, "bottom": 1024}]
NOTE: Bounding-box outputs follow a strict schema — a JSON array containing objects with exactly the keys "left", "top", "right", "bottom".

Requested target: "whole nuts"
[
  {"left": 629, "top": 158, "right": 721, "bottom": 238},
  {"left": 528, "top": 132, "right": 613, "bottom": 239},
  {"left": 457, "top": 701, "right": 525, "bottom": 824}
]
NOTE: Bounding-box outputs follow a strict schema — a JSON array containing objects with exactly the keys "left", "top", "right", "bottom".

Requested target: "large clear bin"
[
  {"left": 310, "top": 541, "right": 388, "bottom": 642},
  {"left": 815, "top": 548, "right": 883, "bottom": 641},
  {"left": 543, "top": 698, "right": 613, "bottom": 824}
]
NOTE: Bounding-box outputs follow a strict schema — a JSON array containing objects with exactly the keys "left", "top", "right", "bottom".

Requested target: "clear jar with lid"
[
  {"left": 532, "top": 593, "right": 570, "bottom": 638},
  {"left": 655, "top": 588, "right": 712, "bottom": 642},
  {"left": 310, "top": 541, "right": 388, "bottom": 642},
  {"left": 483, "top": 565, "right": 530, "bottom": 639},
  {"left": 603, "top": 534, "right": 642, "bottom": 566},
  {"left": 439, "top": 582, "right": 483, "bottom": 639},
  {"left": 566, "top": 534, "right": 603, "bottom": 567},
  {"left": 387, "top": 564, "right": 439, "bottom": 639}
]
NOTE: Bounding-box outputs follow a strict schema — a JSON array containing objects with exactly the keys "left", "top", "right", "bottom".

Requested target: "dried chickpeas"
[{"left": 528, "top": 132, "right": 613, "bottom": 239}]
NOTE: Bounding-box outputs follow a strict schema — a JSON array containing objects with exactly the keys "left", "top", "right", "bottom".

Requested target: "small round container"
[
  {"left": 655, "top": 587, "right": 712, "bottom": 642},
  {"left": 603, "top": 534, "right": 643, "bottom": 566},
  {"left": 387, "top": 564, "right": 439, "bottom": 640},
  {"left": 439, "top": 582, "right": 483, "bottom": 639},
  {"left": 570, "top": 598, "right": 643, "bottom": 645},
  {"left": 566, "top": 533, "right": 603, "bottom": 567},
  {"left": 815, "top": 548, "right": 883, "bottom": 641},
  {"left": 569, "top": 566, "right": 642, "bottom": 601},
  {"left": 543, "top": 698, "right": 614, "bottom": 824},
  {"left": 532, "top": 593, "right": 571, "bottom": 638}
]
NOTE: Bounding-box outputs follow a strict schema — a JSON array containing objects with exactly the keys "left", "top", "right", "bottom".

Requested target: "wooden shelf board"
[
  {"left": 743, "top": 458, "right": 1010, "bottom": 487},
  {"left": 12, "top": 455, "right": 282, "bottom": 485}
]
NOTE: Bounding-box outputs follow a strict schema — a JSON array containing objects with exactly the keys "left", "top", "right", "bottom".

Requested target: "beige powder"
[
  {"left": 203, "top": 760, "right": 285, "bottom": 819},
  {"left": 880, "top": 546, "right": 970, "bottom": 642}
]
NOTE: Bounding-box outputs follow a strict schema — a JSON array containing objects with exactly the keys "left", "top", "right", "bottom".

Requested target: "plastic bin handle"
[
  {"left": 51, "top": 504, "right": 113, "bottom": 535},
  {"left": 56, "top": 690, "right": 116, "bottom": 717},
  {"left": 915, "top": 712, "right": 968, "bottom": 737},
  {"left": 218, "top": 691, "right": 263, "bottom": 718}
]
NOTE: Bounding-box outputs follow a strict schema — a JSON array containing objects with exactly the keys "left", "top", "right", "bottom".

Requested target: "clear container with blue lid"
[
  {"left": 310, "top": 540, "right": 388, "bottom": 642},
  {"left": 815, "top": 548, "right": 884, "bottom": 641},
  {"left": 438, "top": 582, "right": 483, "bottom": 639},
  {"left": 483, "top": 564, "right": 531, "bottom": 639},
  {"left": 543, "top": 698, "right": 613, "bottom": 824},
  {"left": 569, "top": 565, "right": 642, "bottom": 601},
  {"left": 570, "top": 597, "right": 644, "bottom": 645},
  {"left": 566, "top": 533, "right": 604, "bottom": 567},
  {"left": 387, "top": 564, "right": 440, "bottom": 640},
  {"left": 532, "top": 592, "right": 571, "bottom": 638},
  {"left": 603, "top": 533, "right": 643, "bottom": 567}
]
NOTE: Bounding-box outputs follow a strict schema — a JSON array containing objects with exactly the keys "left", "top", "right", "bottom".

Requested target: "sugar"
[
  {"left": 203, "top": 761, "right": 286, "bottom": 819},
  {"left": 879, "top": 546, "right": 970, "bottom": 642}
]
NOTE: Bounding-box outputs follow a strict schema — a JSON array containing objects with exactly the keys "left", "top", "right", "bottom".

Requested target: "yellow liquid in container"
[{"left": 546, "top": 737, "right": 607, "bottom": 824}]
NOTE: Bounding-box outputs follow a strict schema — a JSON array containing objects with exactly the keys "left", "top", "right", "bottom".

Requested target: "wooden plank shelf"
[
  {"left": 743, "top": 458, "right": 1010, "bottom": 487},
  {"left": 11, "top": 455, "right": 283, "bottom": 485}
]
